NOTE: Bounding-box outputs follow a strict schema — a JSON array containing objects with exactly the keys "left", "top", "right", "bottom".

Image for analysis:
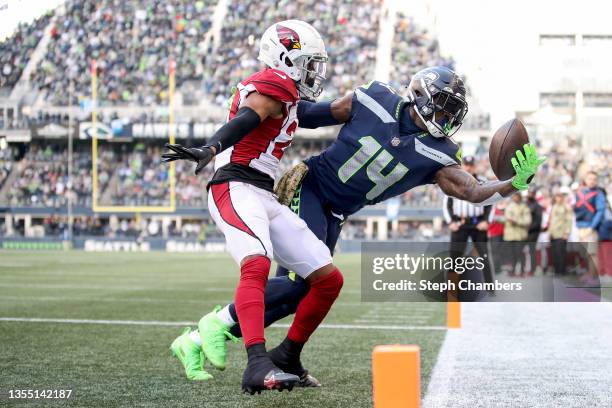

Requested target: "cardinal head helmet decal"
[{"left": 276, "top": 24, "right": 301, "bottom": 51}]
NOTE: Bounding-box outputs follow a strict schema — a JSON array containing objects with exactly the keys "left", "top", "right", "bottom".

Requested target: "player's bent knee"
[
  {"left": 308, "top": 267, "right": 343, "bottom": 298},
  {"left": 240, "top": 253, "right": 271, "bottom": 267},
  {"left": 307, "top": 263, "right": 338, "bottom": 282},
  {"left": 240, "top": 254, "right": 260, "bottom": 266}
]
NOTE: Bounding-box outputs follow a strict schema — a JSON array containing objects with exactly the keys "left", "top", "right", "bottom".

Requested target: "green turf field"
[{"left": 0, "top": 251, "right": 447, "bottom": 407}]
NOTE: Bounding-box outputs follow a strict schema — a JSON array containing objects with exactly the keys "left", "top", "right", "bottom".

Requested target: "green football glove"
[{"left": 511, "top": 143, "right": 546, "bottom": 191}]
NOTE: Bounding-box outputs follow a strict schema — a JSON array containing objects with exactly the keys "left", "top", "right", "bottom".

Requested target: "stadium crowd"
[
  {"left": 5, "top": 144, "right": 94, "bottom": 207},
  {"left": 5, "top": 214, "right": 225, "bottom": 241},
  {"left": 206, "top": 0, "right": 381, "bottom": 105},
  {"left": 2, "top": 141, "right": 611, "bottom": 211},
  {"left": 388, "top": 12, "right": 454, "bottom": 89},
  {"left": 31, "top": 0, "right": 215, "bottom": 106},
  {"left": 111, "top": 145, "right": 170, "bottom": 206},
  {"left": 0, "top": 146, "right": 16, "bottom": 191},
  {"left": 0, "top": 0, "right": 390, "bottom": 107},
  {"left": 11, "top": 0, "right": 387, "bottom": 106},
  {"left": 0, "top": 12, "right": 52, "bottom": 91},
  {"left": 1, "top": 143, "right": 204, "bottom": 208}
]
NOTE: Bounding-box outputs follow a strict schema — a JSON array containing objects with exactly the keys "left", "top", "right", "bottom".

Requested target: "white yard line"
[
  {"left": 353, "top": 319, "right": 432, "bottom": 324},
  {"left": 0, "top": 316, "right": 446, "bottom": 331},
  {"left": 423, "top": 303, "right": 612, "bottom": 408},
  {"left": 0, "top": 296, "right": 227, "bottom": 304},
  {"left": 0, "top": 283, "right": 235, "bottom": 291},
  {"left": 0, "top": 282, "right": 364, "bottom": 295},
  {"left": 0, "top": 294, "right": 443, "bottom": 311}
]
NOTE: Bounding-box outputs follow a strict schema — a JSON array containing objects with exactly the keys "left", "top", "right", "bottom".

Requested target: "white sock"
[
  {"left": 189, "top": 330, "right": 202, "bottom": 346},
  {"left": 215, "top": 305, "right": 236, "bottom": 326}
]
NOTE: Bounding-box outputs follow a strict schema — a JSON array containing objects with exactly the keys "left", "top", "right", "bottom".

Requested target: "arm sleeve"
[
  {"left": 205, "top": 107, "right": 261, "bottom": 153},
  {"left": 297, "top": 100, "right": 342, "bottom": 129}
]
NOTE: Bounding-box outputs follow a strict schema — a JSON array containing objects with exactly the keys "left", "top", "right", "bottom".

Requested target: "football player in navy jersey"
[{"left": 178, "top": 66, "right": 545, "bottom": 386}]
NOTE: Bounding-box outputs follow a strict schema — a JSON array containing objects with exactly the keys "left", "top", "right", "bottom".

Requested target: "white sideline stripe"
[
  {"left": 0, "top": 317, "right": 446, "bottom": 331},
  {"left": 423, "top": 303, "right": 612, "bottom": 408}
]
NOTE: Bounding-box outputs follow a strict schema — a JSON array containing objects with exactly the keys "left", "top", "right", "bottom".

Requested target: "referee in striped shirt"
[{"left": 443, "top": 155, "right": 495, "bottom": 294}]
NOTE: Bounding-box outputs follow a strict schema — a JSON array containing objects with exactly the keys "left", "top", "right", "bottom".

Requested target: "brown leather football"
[{"left": 489, "top": 119, "right": 530, "bottom": 180}]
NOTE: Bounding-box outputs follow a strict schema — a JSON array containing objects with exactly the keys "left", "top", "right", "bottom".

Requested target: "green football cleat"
[
  {"left": 198, "top": 306, "right": 238, "bottom": 370},
  {"left": 170, "top": 327, "right": 213, "bottom": 381}
]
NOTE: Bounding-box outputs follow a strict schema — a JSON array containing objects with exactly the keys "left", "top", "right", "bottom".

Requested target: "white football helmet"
[{"left": 258, "top": 20, "right": 328, "bottom": 100}]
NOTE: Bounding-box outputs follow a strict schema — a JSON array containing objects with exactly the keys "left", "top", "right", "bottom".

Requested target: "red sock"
[
  {"left": 288, "top": 268, "right": 343, "bottom": 343},
  {"left": 235, "top": 256, "right": 270, "bottom": 347}
]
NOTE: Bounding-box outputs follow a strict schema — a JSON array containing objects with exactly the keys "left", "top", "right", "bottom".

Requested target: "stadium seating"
[
  {"left": 30, "top": 0, "right": 216, "bottom": 106},
  {"left": 2, "top": 139, "right": 611, "bottom": 212},
  {"left": 207, "top": 0, "right": 381, "bottom": 104},
  {"left": 5, "top": 144, "right": 94, "bottom": 207},
  {"left": 388, "top": 12, "right": 454, "bottom": 90},
  {"left": 0, "top": 0, "right": 459, "bottom": 122},
  {"left": 0, "top": 147, "right": 16, "bottom": 191},
  {"left": 0, "top": 12, "right": 51, "bottom": 92},
  {"left": 9, "top": 0, "right": 383, "bottom": 106}
]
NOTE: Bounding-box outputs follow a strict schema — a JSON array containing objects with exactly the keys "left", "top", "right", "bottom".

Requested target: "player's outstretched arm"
[
  {"left": 297, "top": 92, "right": 353, "bottom": 129},
  {"left": 434, "top": 144, "right": 546, "bottom": 206},
  {"left": 162, "top": 92, "right": 281, "bottom": 174},
  {"left": 435, "top": 165, "right": 515, "bottom": 206}
]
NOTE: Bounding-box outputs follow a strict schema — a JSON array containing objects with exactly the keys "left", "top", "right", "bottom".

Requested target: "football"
[{"left": 488, "top": 118, "right": 530, "bottom": 180}]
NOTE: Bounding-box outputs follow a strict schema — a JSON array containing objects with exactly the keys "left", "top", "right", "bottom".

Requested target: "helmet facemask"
[{"left": 293, "top": 54, "right": 327, "bottom": 101}]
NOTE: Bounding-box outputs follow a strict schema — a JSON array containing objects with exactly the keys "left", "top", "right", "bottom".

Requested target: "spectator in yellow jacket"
[{"left": 504, "top": 193, "right": 532, "bottom": 276}]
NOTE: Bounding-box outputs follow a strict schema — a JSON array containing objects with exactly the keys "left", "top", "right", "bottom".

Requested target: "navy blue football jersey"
[{"left": 305, "top": 80, "right": 462, "bottom": 216}]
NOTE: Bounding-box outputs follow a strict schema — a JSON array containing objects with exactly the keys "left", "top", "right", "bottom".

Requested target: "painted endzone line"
[{"left": 0, "top": 317, "right": 446, "bottom": 331}]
